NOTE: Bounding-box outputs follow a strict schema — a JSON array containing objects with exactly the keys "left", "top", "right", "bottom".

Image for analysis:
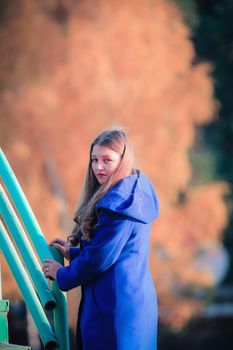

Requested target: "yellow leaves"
[
  {"left": 11, "top": 142, "right": 31, "bottom": 160},
  {"left": 0, "top": 0, "right": 229, "bottom": 329},
  {"left": 152, "top": 182, "right": 228, "bottom": 327},
  {"left": 155, "top": 182, "right": 228, "bottom": 256}
]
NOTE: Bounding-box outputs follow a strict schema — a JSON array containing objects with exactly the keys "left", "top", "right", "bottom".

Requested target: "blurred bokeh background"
[{"left": 0, "top": 0, "right": 233, "bottom": 349}]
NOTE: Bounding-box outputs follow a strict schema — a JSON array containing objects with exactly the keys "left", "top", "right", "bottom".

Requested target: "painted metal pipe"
[
  {"left": 0, "top": 253, "right": 2, "bottom": 300},
  {"left": 50, "top": 246, "right": 70, "bottom": 350},
  {"left": 0, "top": 148, "right": 54, "bottom": 264},
  {"left": 0, "top": 184, "right": 56, "bottom": 310},
  {"left": 0, "top": 220, "right": 57, "bottom": 349},
  {"left": 0, "top": 148, "right": 70, "bottom": 348}
]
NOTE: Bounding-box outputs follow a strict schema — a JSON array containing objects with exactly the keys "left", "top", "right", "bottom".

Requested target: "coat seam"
[{"left": 97, "top": 219, "right": 132, "bottom": 272}]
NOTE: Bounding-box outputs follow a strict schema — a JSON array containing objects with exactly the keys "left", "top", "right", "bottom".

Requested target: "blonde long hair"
[{"left": 68, "top": 128, "right": 135, "bottom": 244}]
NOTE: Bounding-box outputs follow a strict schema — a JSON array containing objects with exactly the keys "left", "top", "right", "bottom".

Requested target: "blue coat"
[{"left": 57, "top": 170, "right": 160, "bottom": 350}]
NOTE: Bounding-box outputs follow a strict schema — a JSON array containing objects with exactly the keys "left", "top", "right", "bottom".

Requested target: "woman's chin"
[
  {"left": 98, "top": 179, "right": 107, "bottom": 185},
  {"left": 96, "top": 175, "right": 108, "bottom": 184}
]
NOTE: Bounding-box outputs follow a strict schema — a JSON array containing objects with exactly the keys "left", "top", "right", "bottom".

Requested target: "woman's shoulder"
[{"left": 96, "top": 169, "right": 159, "bottom": 224}]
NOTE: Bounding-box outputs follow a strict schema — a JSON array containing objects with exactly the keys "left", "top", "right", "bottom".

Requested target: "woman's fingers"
[
  {"left": 42, "top": 262, "right": 51, "bottom": 278},
  {"left": 52, "top": 243, "right": 64, "bottom": 253},
  {"left": 42, "top": 260, "right": 62, "bottom": 280},
  {"left": 52, "top": 243, "right": 63, "bottom": 248},
  {"left": 49, "top": 238, "right": 66, "bottom": 247},
  {"left": 51, "top": 243, "right": 70, "bottom": 261},
  {"left": 48, "top": 239, "right": 59, "bottom": 246}
]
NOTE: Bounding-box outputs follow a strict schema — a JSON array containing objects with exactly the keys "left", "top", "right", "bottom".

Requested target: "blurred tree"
[
  {"left": 0, "top": 0, "right": 228, "bottom": 330},
  {"left": 192, "top": 0, "right": 233, "bottom": 285}
]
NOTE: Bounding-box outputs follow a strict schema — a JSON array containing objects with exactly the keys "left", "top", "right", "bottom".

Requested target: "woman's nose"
[{"left": 96, "top": 162, "right": 104, "bottom": 170}]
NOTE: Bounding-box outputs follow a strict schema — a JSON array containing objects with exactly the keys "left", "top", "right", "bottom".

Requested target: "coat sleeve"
[
  {"left": 56, "top": 210, "right": 132, "bottom": 291},
  {"left": 69, "top": 247, "right": 81, "bottom": 261}
]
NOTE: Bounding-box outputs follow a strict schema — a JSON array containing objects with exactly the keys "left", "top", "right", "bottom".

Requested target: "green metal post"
[
  {"left": 50, "top": 246, "right": 70, "bottom": 350},
  {"left": 0, "top": 185, "right": 56, "bottom": 310},
  {"left": 0, "top": 149, "right": 54, "bottom": 264},
  {"left": 0, "top": 250, "right": 2, "bottom": 300},
  {"left": 0, "top": 221, "right": 57, "bottom": 349},
  {"left": 0, "top": 299, "right": 9, "bottom": 344},
  {"left": 0, "top": 149, "right": 70, "bottom": 350}
]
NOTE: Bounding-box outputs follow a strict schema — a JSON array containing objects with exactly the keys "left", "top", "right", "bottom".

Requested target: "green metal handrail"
[
  {"left": 0, "top": 221, "right": 57, "bottom": 349},
  {"left": 0, "top": 184, "right": 56, "bottom": 310},
  {"left": 50, "top": 247, "right": 70, "bottom": 350},
  {"left": 0, "top": 149, "right": 55, "bottom": 264},
  {"left": 0, "top": 148, "right": 70, "bottom": 350}
]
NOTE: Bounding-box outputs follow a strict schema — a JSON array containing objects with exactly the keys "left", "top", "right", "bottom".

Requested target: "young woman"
[{"left": 43, "top": 128, "right": 160, "bottom": 350}]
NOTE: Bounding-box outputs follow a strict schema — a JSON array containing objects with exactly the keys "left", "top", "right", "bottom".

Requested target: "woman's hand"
[
  {"left": 49, "top": 238, "right": 70, "bottom": 261},
  {"left": 43, "top": 259, "right": 63, "bottom": 280}
]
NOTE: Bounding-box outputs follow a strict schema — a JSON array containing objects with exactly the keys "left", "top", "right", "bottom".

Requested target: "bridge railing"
[{"left": 0, "top": 148, "right": 70, "bottom": 350}]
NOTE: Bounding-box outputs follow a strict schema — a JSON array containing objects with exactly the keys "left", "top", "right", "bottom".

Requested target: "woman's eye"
[{"left": 104, "top": 159, "right": 112, "bottom": 164}]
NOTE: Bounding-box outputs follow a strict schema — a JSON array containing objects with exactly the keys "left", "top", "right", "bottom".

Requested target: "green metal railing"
[{"left": 0, "top": 148, "right": 70, "bottom": 350}]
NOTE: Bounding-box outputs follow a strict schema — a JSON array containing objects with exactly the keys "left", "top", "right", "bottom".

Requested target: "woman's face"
[{"left": 91, "top": 144, "right": 121, "bottom": 184}]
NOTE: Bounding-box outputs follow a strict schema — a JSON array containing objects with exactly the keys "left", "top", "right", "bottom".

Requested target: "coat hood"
[{"left": 96, "top": 170, "right": 159, "bottom": 224}]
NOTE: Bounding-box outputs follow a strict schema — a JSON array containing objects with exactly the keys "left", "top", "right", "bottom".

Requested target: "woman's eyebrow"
[{"left": 91, "top": 154, "right": 112, "bottom": 158}]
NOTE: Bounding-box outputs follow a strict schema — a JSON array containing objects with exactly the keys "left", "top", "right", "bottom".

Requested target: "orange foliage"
[{"left": 0, "top": 0, "right": 228, "bottom": 329}]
